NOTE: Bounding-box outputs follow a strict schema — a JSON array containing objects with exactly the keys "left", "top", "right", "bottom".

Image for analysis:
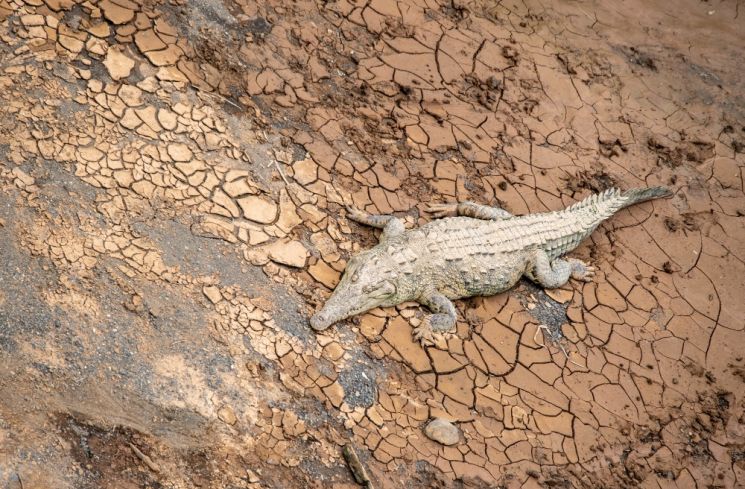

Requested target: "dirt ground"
[{"left": 0, "top": 0, "right": 744, "bottom": 487}]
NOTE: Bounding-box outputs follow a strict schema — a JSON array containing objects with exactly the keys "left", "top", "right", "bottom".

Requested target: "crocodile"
[{"left": 310, "top": 187, "right": 672, "bottom": 345}]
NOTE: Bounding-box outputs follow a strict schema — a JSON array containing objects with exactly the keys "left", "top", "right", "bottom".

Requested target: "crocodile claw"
[
  {"left": 345, "top": 205, "right": 367, "bottom": 222},
  {"left": 569, "top": 259, "right": 595, "bottom": 282},
  {"left": 425, "top": 202, "right": 458, "bottom": 219},
  {"left": 413, "top": 321, "right": 436, "bottom": 347}
]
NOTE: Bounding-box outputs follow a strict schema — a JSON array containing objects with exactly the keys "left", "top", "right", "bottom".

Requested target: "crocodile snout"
[{"left": 309, "top": 311, "right": 333, "bottom": 331}]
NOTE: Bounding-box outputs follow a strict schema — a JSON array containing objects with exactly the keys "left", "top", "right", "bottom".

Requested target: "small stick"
[
  {"left": 129, "top": 443, "right": 160, "bottom": 473},
  {"left": 274, "top": 159, "right": 290, "bottom": 186},
  {"left": 193, "top": 85, "right": 241, "bottom": 109},
  {"left": 534, "top": 324, "right": 587, "bottom": 369},
  {"left": 533, "top": 324, "right": 549, "bottom": 348},
  {"left": 343, "top": 444, "right": 374, "bottom": 489},
  {"left": 559, "top": 343, "right": 587, "bottom": 369}
]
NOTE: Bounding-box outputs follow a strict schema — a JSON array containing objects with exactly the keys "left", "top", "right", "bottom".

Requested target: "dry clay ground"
[{"left": 0, "top": 0, "right": 744, "bottom": 487}]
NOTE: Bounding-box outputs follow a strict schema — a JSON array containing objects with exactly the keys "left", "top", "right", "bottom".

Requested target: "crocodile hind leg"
[
  {"left": 345, "top": 206, "right": 405, "bottom": 242},
  {"left": 426, "top": 201, "right": 513, "bottom": 220},
  {"left": 526, "top": 249, "right": 596, "bottom": 288},
  {"left": 413, "top": 291, "right": 457, "bottom": 346}
]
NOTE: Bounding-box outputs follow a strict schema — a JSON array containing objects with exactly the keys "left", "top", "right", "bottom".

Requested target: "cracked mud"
[{"left": 0, "top": 0, "right": 744, "bottom": 488}]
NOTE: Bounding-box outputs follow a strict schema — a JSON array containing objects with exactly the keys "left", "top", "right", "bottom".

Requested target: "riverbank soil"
[{"left": 1, "top": 0, "right": 744, "bottom": 487}]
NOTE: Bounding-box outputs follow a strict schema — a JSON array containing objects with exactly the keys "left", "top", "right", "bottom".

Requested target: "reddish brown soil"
[{"left": 0, "top": 0, "right": 744, "bottom": 488}]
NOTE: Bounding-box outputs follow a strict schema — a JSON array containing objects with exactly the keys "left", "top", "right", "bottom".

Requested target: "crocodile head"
[{"left": 310, "top": 248, "right": 401, "bottom": 331}]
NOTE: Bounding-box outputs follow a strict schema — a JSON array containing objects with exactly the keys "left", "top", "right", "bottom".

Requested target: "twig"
[
  {"left": 193, "top": 85, "right": 241, "bottom": 109},
  {"left": 559, "top": 343, "right": 587, "bottom": 369},
  {"left": 343, "top": 444, "right": 375, "bottom": 489},
  {"left": 129, "top": 443, "right": 160, "bottom": 473},
  {"left": 274, "top": 159, "right": 290, "bottom": 186},
  {"left": 533, "top": 324, "right": 550, "bottom": 348},
  {"left": 534, "top": 324, "right": 587, "bottom": 369}
]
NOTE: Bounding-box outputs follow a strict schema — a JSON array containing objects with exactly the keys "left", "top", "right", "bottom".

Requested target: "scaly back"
[{"left": 420, "top": 187, "right": 671, "bottom": 261}]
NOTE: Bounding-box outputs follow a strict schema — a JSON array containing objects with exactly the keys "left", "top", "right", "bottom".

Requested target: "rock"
[
  {"left": 217, "top": 405, "right": 237, "bottom": 426},
  {"left": 202, "top": 286, "right": 222, "bottom": 304},
  {"left": 266, "top": 240, "right": 308, "bottom": 268},
  {"left": 424, "top": 418, "right": 460, "bottom": 446},
  {"left": 104, "top": 48, "right": 135, "bottom": 80}
]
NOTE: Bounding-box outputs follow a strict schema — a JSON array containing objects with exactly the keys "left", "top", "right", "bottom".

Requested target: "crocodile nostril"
[{"left": 310, "top": 313, "right": 330, "bottom": 331}]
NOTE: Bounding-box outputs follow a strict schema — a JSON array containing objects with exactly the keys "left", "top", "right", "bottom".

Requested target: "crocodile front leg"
[
  {"left": 413, "top": 290, "right": 457, "bottom": 346},
  {"left": 345, "top": 206, "right": 405, "bottom": 242},
  {"left": 526, "top": 249, "right": 596, "bottom": 288},
  {"left": 426, "top": 201, "right": 513, "bottom": 220}
]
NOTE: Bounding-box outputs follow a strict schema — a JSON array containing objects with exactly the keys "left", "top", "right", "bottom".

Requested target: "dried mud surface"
[{"left": 0, "top": 0, "right": 744, "bottom": 488}]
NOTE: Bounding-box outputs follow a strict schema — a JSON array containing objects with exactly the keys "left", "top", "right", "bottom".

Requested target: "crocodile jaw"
[{"left": 310, "top": 281, "right": 397, "bottom": 331}]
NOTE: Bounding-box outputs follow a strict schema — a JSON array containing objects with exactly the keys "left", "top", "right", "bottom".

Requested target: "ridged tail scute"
[
  {"left": 565, "top": 186, "right": 671, "bottom": 219},
  {"left": 545, "top": 186, "right": 672, "bottom": 259},
  {"left": 619, "top": 186, "right": 673, "bottom": 209}
]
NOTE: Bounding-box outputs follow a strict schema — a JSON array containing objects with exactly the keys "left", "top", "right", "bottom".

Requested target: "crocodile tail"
[
  {"left": 545, "top": 186, "right": 671, "bottom": 259},
  {"left": 565, "top": 186, "right": 671, "bottom": 217},
  {"left": 619, "top": 186, "right": 673, "bottom": 209}
]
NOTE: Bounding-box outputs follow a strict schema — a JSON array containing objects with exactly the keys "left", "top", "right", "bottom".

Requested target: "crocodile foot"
[
  {"left": 425, "top": 202, "right": 458, "bottom": 218},
  {"left": 413, "top": 316, "right": 453, "bottom": 348},
  {"left": 568, "top": 258, "right": 596, "bottom": 282},
  {"left": 413, "top": 320, "right": 437, "bottom": 347},
  {"left": 345, "top": 205, "right": 369, "bottom": 222}
]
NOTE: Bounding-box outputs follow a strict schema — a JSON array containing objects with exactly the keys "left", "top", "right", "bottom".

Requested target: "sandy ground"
[{"left": 0, "top": 0, "right": 744, "bottom": 487}]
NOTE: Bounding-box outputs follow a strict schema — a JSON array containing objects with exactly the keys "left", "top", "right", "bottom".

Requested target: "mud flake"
[
  {"left": 104, "top": 48, "right": 135, "bottom": 80},
  {"left": 99, "top": 0, "right": 136, "bottom": 25},
  {"left": 381, "top": 317, "right": 431, "bottom": 373},
  {"left": 167, "top": 143, "right": 193, "bottom": 162},
  {"left": 118, "top": 85, "right": 143, "bottom": 107},
  {"left": 237, "top": 196, "right": 278, "bottom": 224},
  {"left": 265, "top": 240, "right": 308, "bottom": 268},
  {"left": 157, "top": 109, "right": 178, "bottom": 131},
  {"left": 437, "top": 368, "right": 474, "bottom": 407},
  {"left": 308, "top": 261, "right": 340, "bottom": 289},
  {"left": 322, "top": 381, "right": 344, "bottom": 408},
  {"left": 134, "top": 29, "right": 167, "bottom": 53}
]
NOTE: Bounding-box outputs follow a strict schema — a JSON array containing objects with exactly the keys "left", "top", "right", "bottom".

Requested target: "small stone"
[
  {"left": 104, "top": 48, "right": 135, "bottom": 80},
  {"left": 217, "top": 405, "right": 237, "bottom": 426},
  {"left": 424, "top": 418, "right": 461, "bottom": 446},
  {"left": 202, "top": 286, "right": 222, "bottom": 304}
]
